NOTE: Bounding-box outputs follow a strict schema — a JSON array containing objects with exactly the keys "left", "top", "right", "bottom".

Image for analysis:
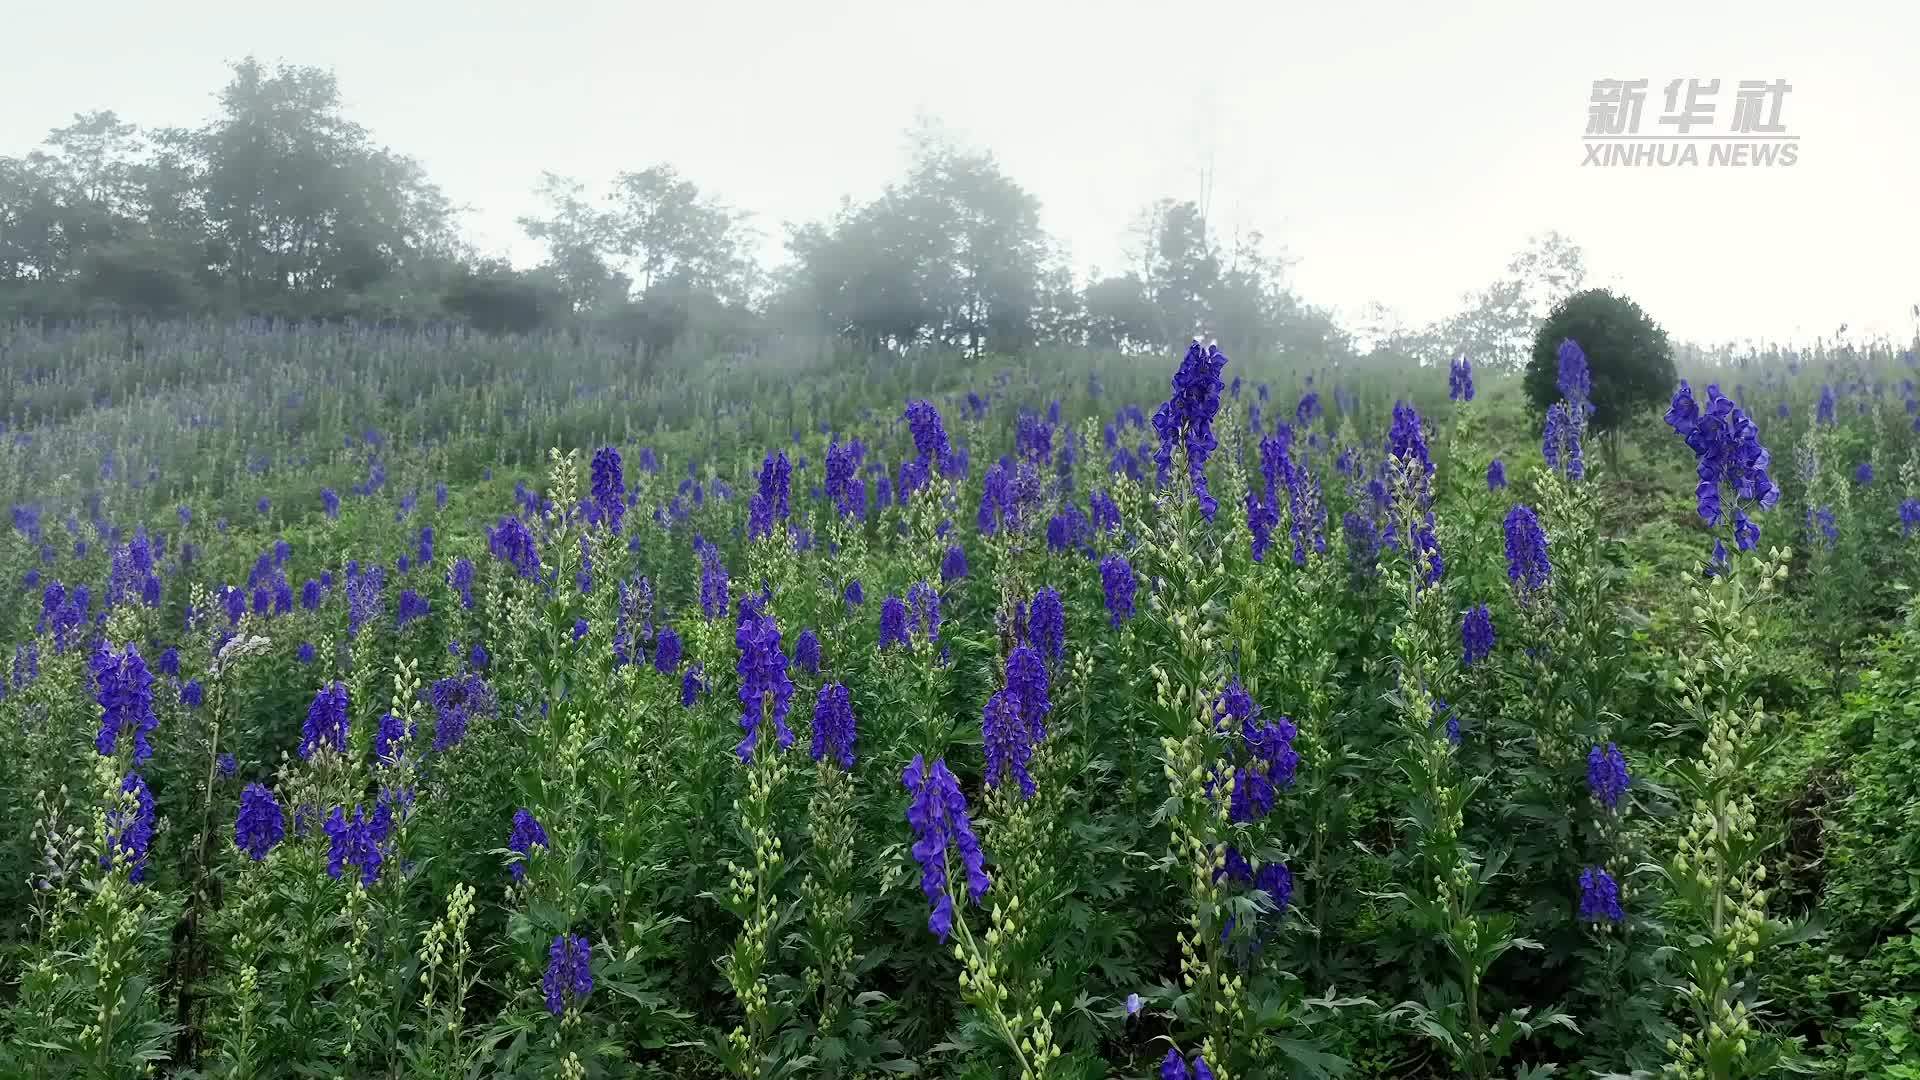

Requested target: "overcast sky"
[{"left": 6, "top": 0, "right": 1914, "bottom": 347}]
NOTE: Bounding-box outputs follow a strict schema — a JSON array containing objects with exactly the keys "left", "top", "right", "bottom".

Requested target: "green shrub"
[{"left": 1524, "top": 288, "right": 1675, "bottom": 437}]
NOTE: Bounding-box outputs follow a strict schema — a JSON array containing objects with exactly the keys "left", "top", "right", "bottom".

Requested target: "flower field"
[{"left": 1, "top": 323, "right": 1917, "bottom": 1079}]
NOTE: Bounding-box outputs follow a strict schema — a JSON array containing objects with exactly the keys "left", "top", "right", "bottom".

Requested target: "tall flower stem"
[
  {"left": 1659, "top": 551, "right": 1791, "bottom": 1080},
  {"left": 722, "top": 706, "right": 790, "bottom": 1078}
]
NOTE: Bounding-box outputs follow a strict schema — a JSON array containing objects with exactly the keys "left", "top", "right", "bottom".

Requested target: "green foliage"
[
  {"left": 773, "top": 129, "right": 1048, "bottom": 354},
  {"left": 1080, "top": 273, "right": 1157, "bottom": 351},
  {"left": 1833, "top": 992, "right": 1920, "bottom": 1079},
  {"left": 0, "top": 324, "right": 1915, "bottom": 1078},
  {"left": 443, "top": 267, "right": 567, "bottom": 336},
  {"left": 1524, "top": 288, "right": 1675, "bottom": 436},
  {"left": 4, "top": 61, "right": 1354, "bottom": 361},
  {"left": 0, "top": 63, "right": 457, "bottom": 326},
  {"left": 1808, "top": 607, "right": 1920, "bottom": 942}
]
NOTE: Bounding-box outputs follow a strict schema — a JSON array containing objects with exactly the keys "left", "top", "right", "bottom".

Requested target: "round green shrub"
[{"left": 1524, "top": 288, "right": 1675, "bottom": 435}]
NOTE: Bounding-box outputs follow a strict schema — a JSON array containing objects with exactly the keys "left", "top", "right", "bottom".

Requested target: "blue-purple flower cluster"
[
  {"left": 1665, "top": 380, "right": 1781, "bottom": 554},
  {"left": 1026, "top": 587, "right": 1064, "bottom": 665},
  {"left": 92, "top": 642, "right": 157, "bottom": 763},
  {"left": 1016, "top": 411, "right": 1053, "bottom": 466},
  {"left": 1263, "top": 425, "right": 1326, "bottom": 564},
  {"left": 323, "top": 801, "right": 391, "bottom": 886},
  {"left": 300, "top": 682, "right": 351, "bottom": 759},
  {"left": 613, "top": 575, "right": 654, "bottom": 667},
  {"left": 1448, "top": 354, "right": 1474, "bottom": 402},
  {"left": 902, "top": 754, "right": 990, "bottom": 941},
  {"left": 1100, "top": 554, "right": 1136, "bottom": 626},
  {"left": 1152, "top": 342, "right": 1230, "bottom": 519},
  {"left": 40, "top": 581, "right": 90, "bottom": 650},
  {"left": 1160, "top": 1050, "right": 1216, "bottom": 1080},
  {"left": 978, "top": 456, "right": 1043, "bottom": 536},
  {"left": 234, "top": 783, "right": 285, "bottom": 861},
  {"left": 543, "top": 933, "right": 593, "bottom": 1015},
  {"left": 1503, "top": 505, "right": 1551, "bottom": 595},
  {"left": 1247, "top": 431, "right": 1285, "bottom": 563},
  {"left": 793, "top": 627, "right": 820, "bottom": 676},
  {"left": 1543, "top": 401, "right": 1585, "bottom": 481},
  {"left": 652, "top": 621, "right": 680, "bottom": 671},
  {"left": 375, "top": 711, "right": 410, "bottom": 764},
  {"left": 983, "top": 645, "right": 1051, "bottom": 799},
  {"left": 905, "top": 399, "right": 956, "bottom": 481},
  {"left": 734, "top": 595, "right": 795, "bottom": 760},
  {"left": 1214, "top": 680, "right": 1299, "bottom": 823},
  {"left": 395, "top": 587, "right": 430, "bottom": 628},
  {"left": 825, "top": 438, "right": 866, "bottom": 518},
  {"left": 427, "top": 672, "right": 494, "bottom": 753},
  {"left": 105, "top": 772, "right": 155, "bottom": 882},
  {"left": 697, "top": 535, "right": 729, "bottom": 619},
  {"left": 1578, "top": 866, "right": 1624, "bottom": 924},
  {"left": 590, "top": 446, "right": 626, "bottom": 532},
  {"left": 508, "top": 807, "right": 548, "bottom": 881},
  {"left": 810, "top": 682, "right": 856, "bottom": 769},
  {"left": 1461, "top": 603, "right": 1495, "bottom": 667},
  {"left": 748, "top": 449, "right": 791, "bottom": 540},
  {"left": 1557, "top": 338, "right": 1593, "bottom": 413},
  {"left": 941, "top": 544, "right": 968, "bottom": 582},
  {"left": 1386, "top": 401, "right": 1443, "bottom": 585},
  {"left": 488, "top": 515, "right": 542, "bottom": 579},
  {"left": 878, "top": 583, "right": 940, "bottom": 650},
  {"left": 107, "top": 528, "right": 162, "bottom": 609},
  {"left": 1216, "top": 845, "right": 1294, "bottom": 920},
  {"left": 1587, "top": 743, "right": 1630, "bottom": 811}
]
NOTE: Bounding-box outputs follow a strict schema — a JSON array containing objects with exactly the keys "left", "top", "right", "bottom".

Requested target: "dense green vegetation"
[
  {"left": 0, "top": 59, "right": 1345, "bottom": 361},
  {"left": 0, "top": 317, "right": 1915, "bottom": 1078}
]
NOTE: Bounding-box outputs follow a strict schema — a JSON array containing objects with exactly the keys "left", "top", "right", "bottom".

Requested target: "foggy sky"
[{"left": 6, "top": 0, "right": 1914, "bottom": 347}]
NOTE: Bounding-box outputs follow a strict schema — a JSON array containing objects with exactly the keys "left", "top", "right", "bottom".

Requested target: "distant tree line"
[
  {"left": 1, "top": 61, "right": 462, "bottom": 325},
  {"left": 1, "top": 59, "right": 1352, "bottom": 360}
]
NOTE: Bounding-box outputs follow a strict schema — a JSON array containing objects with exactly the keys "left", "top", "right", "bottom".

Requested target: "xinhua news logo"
[{"left": 1584, "top": 78, "right": 1798, "bottom": 167}]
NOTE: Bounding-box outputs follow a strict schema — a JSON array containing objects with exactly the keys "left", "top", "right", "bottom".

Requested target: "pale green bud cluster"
[
  {"left": 1662, "top": 552, "right": 1789, "bottom": 1080},
  {"left": 722, "top": 725, "right": 791, "bottom": 1075},
  {"left": 950, "top": 893, "right": 1065, "bottom": 1079},
  {"left": 417, "top": 882, "right": 475, "bottom": 1019}
]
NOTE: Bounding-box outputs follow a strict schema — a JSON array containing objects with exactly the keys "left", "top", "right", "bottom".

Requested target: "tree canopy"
[
  {"left": 3, "top": 58, "right": 1347, "bottom": 363},
  {"left": 1, "top": 60, "right": 459, "bottom": 322},
  {"left": 1524, "top": 287, "right": 1676, "bottom": 436}
]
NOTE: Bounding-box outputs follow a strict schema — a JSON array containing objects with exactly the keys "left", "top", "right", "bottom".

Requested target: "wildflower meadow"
[{"left": 1, "top": 322, "right": 1918, "bottom": 1080}]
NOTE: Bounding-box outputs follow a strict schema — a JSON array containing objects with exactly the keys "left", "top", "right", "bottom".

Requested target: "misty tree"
[
  {"left": 187, "top": 59, "right": 458, "bottom": 304},
  {"left": 1422, "top": 231, "right": 1587, "bottom": 370},
  {"left": 775, "top": 132, "right": 1049, "bottom": 355},
  {"left": 605, "top": 166, "right": 755, "bottom": 303},
  {"left": 1029, "top": 264, "right": 1085, "bottom": 348},
  {"left": 930, "top": 142, "right": 1048, "bottom": 354},
  {"left": 517, "top": 164, "right": 757, "bottom": 355},
  {"left": 1117, "top": 196, "right": 1342, "bottom": 361},
  {"left": 518, "top": 165, "right": 755, "bottom": 307},
  {"left": 1082, "top": 273, "right": 1158, "bottom": 351},
  {"left": 1132, "top": 198, "right": 1219, "bottom": 343},
  {"left": 518, "top": 173, "right": 628, "bottom": 314},
  {"left": 3, "top": 59, "right": 465, "bottom": 319},
  {"left": 0, "top": 112, "right": 150, "bottom": 287},
  {"left": 3, "top": 53, "right": 1357, "bottom": 356},
  {"left": 1524, "top": 287, "right": 1675, "bottom": 460},
  {"left": 444, "top": 257, "right": 568, "bottom": 335},
  {"left": 1209, "top": 227, "right": 1297, "bottom": 360},
  {"left": 0, "top": 153, "right": 73, "bottom": 286},
  {"left": 1, "top": 116, "right": 199, "bottom": 316},
  {"left": 777, "top": 213, "right": 913, "bottom": 349}
]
